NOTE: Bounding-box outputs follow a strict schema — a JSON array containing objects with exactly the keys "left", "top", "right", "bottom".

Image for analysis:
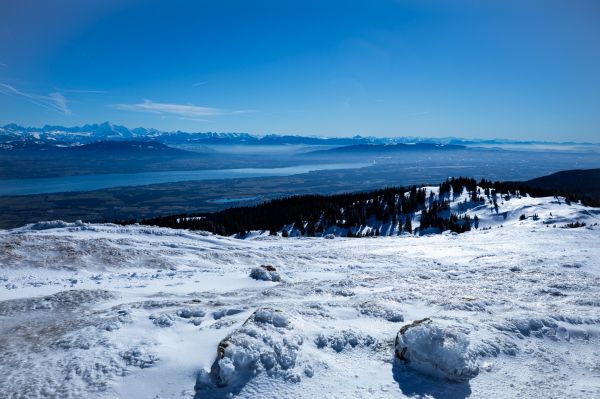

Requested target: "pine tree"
[{"left": 404, "top": 216, "right": 412, "bottom": 234}]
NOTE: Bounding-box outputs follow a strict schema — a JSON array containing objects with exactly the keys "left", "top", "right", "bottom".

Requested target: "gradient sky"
[{"left": 0, "top": 0, "right": 599, "bottom": 140}]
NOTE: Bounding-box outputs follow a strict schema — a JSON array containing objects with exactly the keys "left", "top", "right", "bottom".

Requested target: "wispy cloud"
[
  {"left": 112, "top": 99, "right": 255, "bottom": 118},
  {"left": 191, "top": 81, "right": 208, "bottom": 87},
  {"left": 0, "top": 83, "right": 71, "bottom": 114},
  {"left": 178, "top": 117, "right": 211, "bottom": 122},
  {"left": 231, "top": 109, "right": 257, "bottom": 115},
  {"left": 48, "top": 92, "right": 69, "bottom": 114},
  {"left": 113, "top": 99, "right": 222, "bottom": 117}
]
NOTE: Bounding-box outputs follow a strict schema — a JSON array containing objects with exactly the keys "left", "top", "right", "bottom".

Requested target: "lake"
[{"left": 0, "top": 163, "right": 370, "bottom": 196}]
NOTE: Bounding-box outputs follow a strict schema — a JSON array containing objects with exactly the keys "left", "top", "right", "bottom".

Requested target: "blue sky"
[{"left": 0, "top": 0, "right": 599, "bottom": 140}]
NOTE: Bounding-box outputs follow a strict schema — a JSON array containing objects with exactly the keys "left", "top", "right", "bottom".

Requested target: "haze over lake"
[{"left": 0, "top": 163, "right": 370, "bottom": 196}]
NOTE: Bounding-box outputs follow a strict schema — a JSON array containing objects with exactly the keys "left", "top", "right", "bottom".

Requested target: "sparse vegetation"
[{"left": 563, "top": 221, "right": 586, "bottom": 229}]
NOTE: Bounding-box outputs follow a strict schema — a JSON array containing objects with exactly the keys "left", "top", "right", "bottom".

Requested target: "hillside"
[
  {"left": 138, "top": 177, "right": 597, "bottom": 237},
  {"left": 523, "top": 168, "right": 600, "bottom": 201},
  {"left": 0, "top": 199, "right": 598, "bottom": 398}
]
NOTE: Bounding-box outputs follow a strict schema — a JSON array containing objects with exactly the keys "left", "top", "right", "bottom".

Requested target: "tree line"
[{"left": 115, "top": 177, "right": 596, "bottom": 237}]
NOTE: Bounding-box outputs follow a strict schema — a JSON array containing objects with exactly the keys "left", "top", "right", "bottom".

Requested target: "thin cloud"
[
  {"left": 178, "top": 117, "right": 211, "bottom": 122},
  {"left": 113, "top": 99, "right": 222, "bottom": 117},
  {"left": 231, "top": 109, "right": 257, "bottom": 115},
  {"left": 191, "top": 81, "right": 208, "bottom": 87},
  {"left": 48, "top": 92, "right": 69, "bottom": 114},
  {"left": 112, "top": 99, "right": 254, "bottom": 118},
  {"left": 0, "top": 83, "right": 71, "bottom": 114}
]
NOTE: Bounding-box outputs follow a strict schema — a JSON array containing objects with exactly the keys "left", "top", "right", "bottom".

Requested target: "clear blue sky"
[{"left": 1, "top": 0, "right": 599, "bottom": 140}]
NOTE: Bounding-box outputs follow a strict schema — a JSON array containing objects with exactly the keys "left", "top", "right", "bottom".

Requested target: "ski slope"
[{"left": 0, "top": 194, "right": 599, "bottom": 399}]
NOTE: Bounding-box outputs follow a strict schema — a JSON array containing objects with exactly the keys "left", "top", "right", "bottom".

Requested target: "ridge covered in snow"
[
  {"left": 3, "top": 122, "right": 598, "bottom": 148},
  {"left": 0, "top": 193, "right": 599, "bottom": 398}
]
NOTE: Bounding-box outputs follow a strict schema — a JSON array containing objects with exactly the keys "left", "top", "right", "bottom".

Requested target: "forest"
[{"left": 121, "top": 177, "right": 596, "bottom": 237}]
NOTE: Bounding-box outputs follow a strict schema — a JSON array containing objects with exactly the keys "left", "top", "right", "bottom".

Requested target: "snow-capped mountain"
[
  {"left": 0, "top": 122, "right": 358, "bottom": 147},
  {"left": 0, "top": 192, "right": 598, "bottom": 398},
  {"left": 3, "top": 122, "right": 597, "bottom": 149},
  {"left": 0, "top": 122, "right": 250, "bottom": 145}
]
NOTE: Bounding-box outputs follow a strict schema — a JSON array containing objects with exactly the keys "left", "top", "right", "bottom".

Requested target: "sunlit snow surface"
[{"left": 1, "top": 194, "right": 599, "bottom": 398}]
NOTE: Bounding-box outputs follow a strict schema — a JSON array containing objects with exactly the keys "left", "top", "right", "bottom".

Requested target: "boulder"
[
  {"left": 196, "top": 308, "right": 308, "bottom": 395},
  {"left": 395, "top": 318, "right": 479, "bottom": 382},
  {"left": 249, "top": 265, "right": 281, "bottom": 282}
]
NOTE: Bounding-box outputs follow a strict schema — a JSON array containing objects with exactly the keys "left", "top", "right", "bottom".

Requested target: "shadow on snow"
[{"left": 392, "top": 361, "right": 472, "bottom": 399}]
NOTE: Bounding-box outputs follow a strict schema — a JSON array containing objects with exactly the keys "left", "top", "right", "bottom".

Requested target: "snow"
[
  {"left": 280, "top": 188, "right": 599, "bottom": 238},
  {"left": 0, "top": 193, "right": 599, "bottom": 398}
]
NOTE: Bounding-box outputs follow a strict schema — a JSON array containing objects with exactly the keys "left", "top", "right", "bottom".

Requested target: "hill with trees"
[{"left": 129, "top": 176, "right": 598, "bottom": 238}]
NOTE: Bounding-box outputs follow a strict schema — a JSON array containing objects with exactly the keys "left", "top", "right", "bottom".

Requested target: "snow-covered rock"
[
  {"left": 395, "top": 318, "right": 479, "bottom": 382},
  {"left": 177, "top": 307, "right": 205, "bottom": 319},
  {"left": 249, "top": 265, "right": 281, "bottom": 282},
  {"left": 149, "top": 313, "right": 175, "bottom": 327},
  {"left": 195, "top": 308, "right": 308, "bottom": 395},
  {"left": 212, "top": 308, "right": 245, "bottom": 320},
  {"left": 315, "top": 329, "right": 377, "bottom": 352}
]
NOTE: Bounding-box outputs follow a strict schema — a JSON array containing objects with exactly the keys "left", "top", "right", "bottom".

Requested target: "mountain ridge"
[{"left": 2, "top": 122, "right": 598, "bottom": 147}]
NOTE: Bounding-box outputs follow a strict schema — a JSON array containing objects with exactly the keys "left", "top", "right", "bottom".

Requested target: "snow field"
[{"left": 0, "top": 193, "right": 599, "bottom": 398}]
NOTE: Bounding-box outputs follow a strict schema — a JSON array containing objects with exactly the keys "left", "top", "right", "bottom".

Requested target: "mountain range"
[{"left": 1, "top": 122, "right": 597, "bottom": 148}]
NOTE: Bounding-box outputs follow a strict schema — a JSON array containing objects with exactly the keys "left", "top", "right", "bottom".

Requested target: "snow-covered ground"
[{"left": 0, "top": 195, "right": 599, "bottom": 398}]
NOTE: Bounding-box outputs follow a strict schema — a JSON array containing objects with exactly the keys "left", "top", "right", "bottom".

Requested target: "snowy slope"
[
  {"left": 287, "top": 188, "right": 597, "bottom": 237},
  {"left": 0, "top": 196, "right": 599, "bottom": 399}
]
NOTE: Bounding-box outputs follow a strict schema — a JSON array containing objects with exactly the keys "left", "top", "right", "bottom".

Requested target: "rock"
[
  {"left": 249, "top": 265, "right": 281, "bottom": 282},
  {"left": 315, "top": 329, "right": 377, "bottom": 352},
  {"left": 261, "top": 264, "right": 277, "bottom": 272},
  {"left": 195, "top": 308, "right": 307, "bottom": 395},
  {"left": 212, "top": 308, "right": 245, "bottom": 320},
  {"left": 120, "top": 348, "right": 159, "bottom": 368},
  {"left": 149, "top": 313, "right": 174, "bottom": 327},
  {"left": 395, "top": 318, "right": 479, "bottom": 382},
  {"left": 177, "top": 308, "right": 206, "bottom": 319}
]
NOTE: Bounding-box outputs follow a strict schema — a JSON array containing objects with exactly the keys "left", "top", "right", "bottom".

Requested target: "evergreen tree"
[{"left": 404, "top": 216, "right": 412, "bottom": 234}]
